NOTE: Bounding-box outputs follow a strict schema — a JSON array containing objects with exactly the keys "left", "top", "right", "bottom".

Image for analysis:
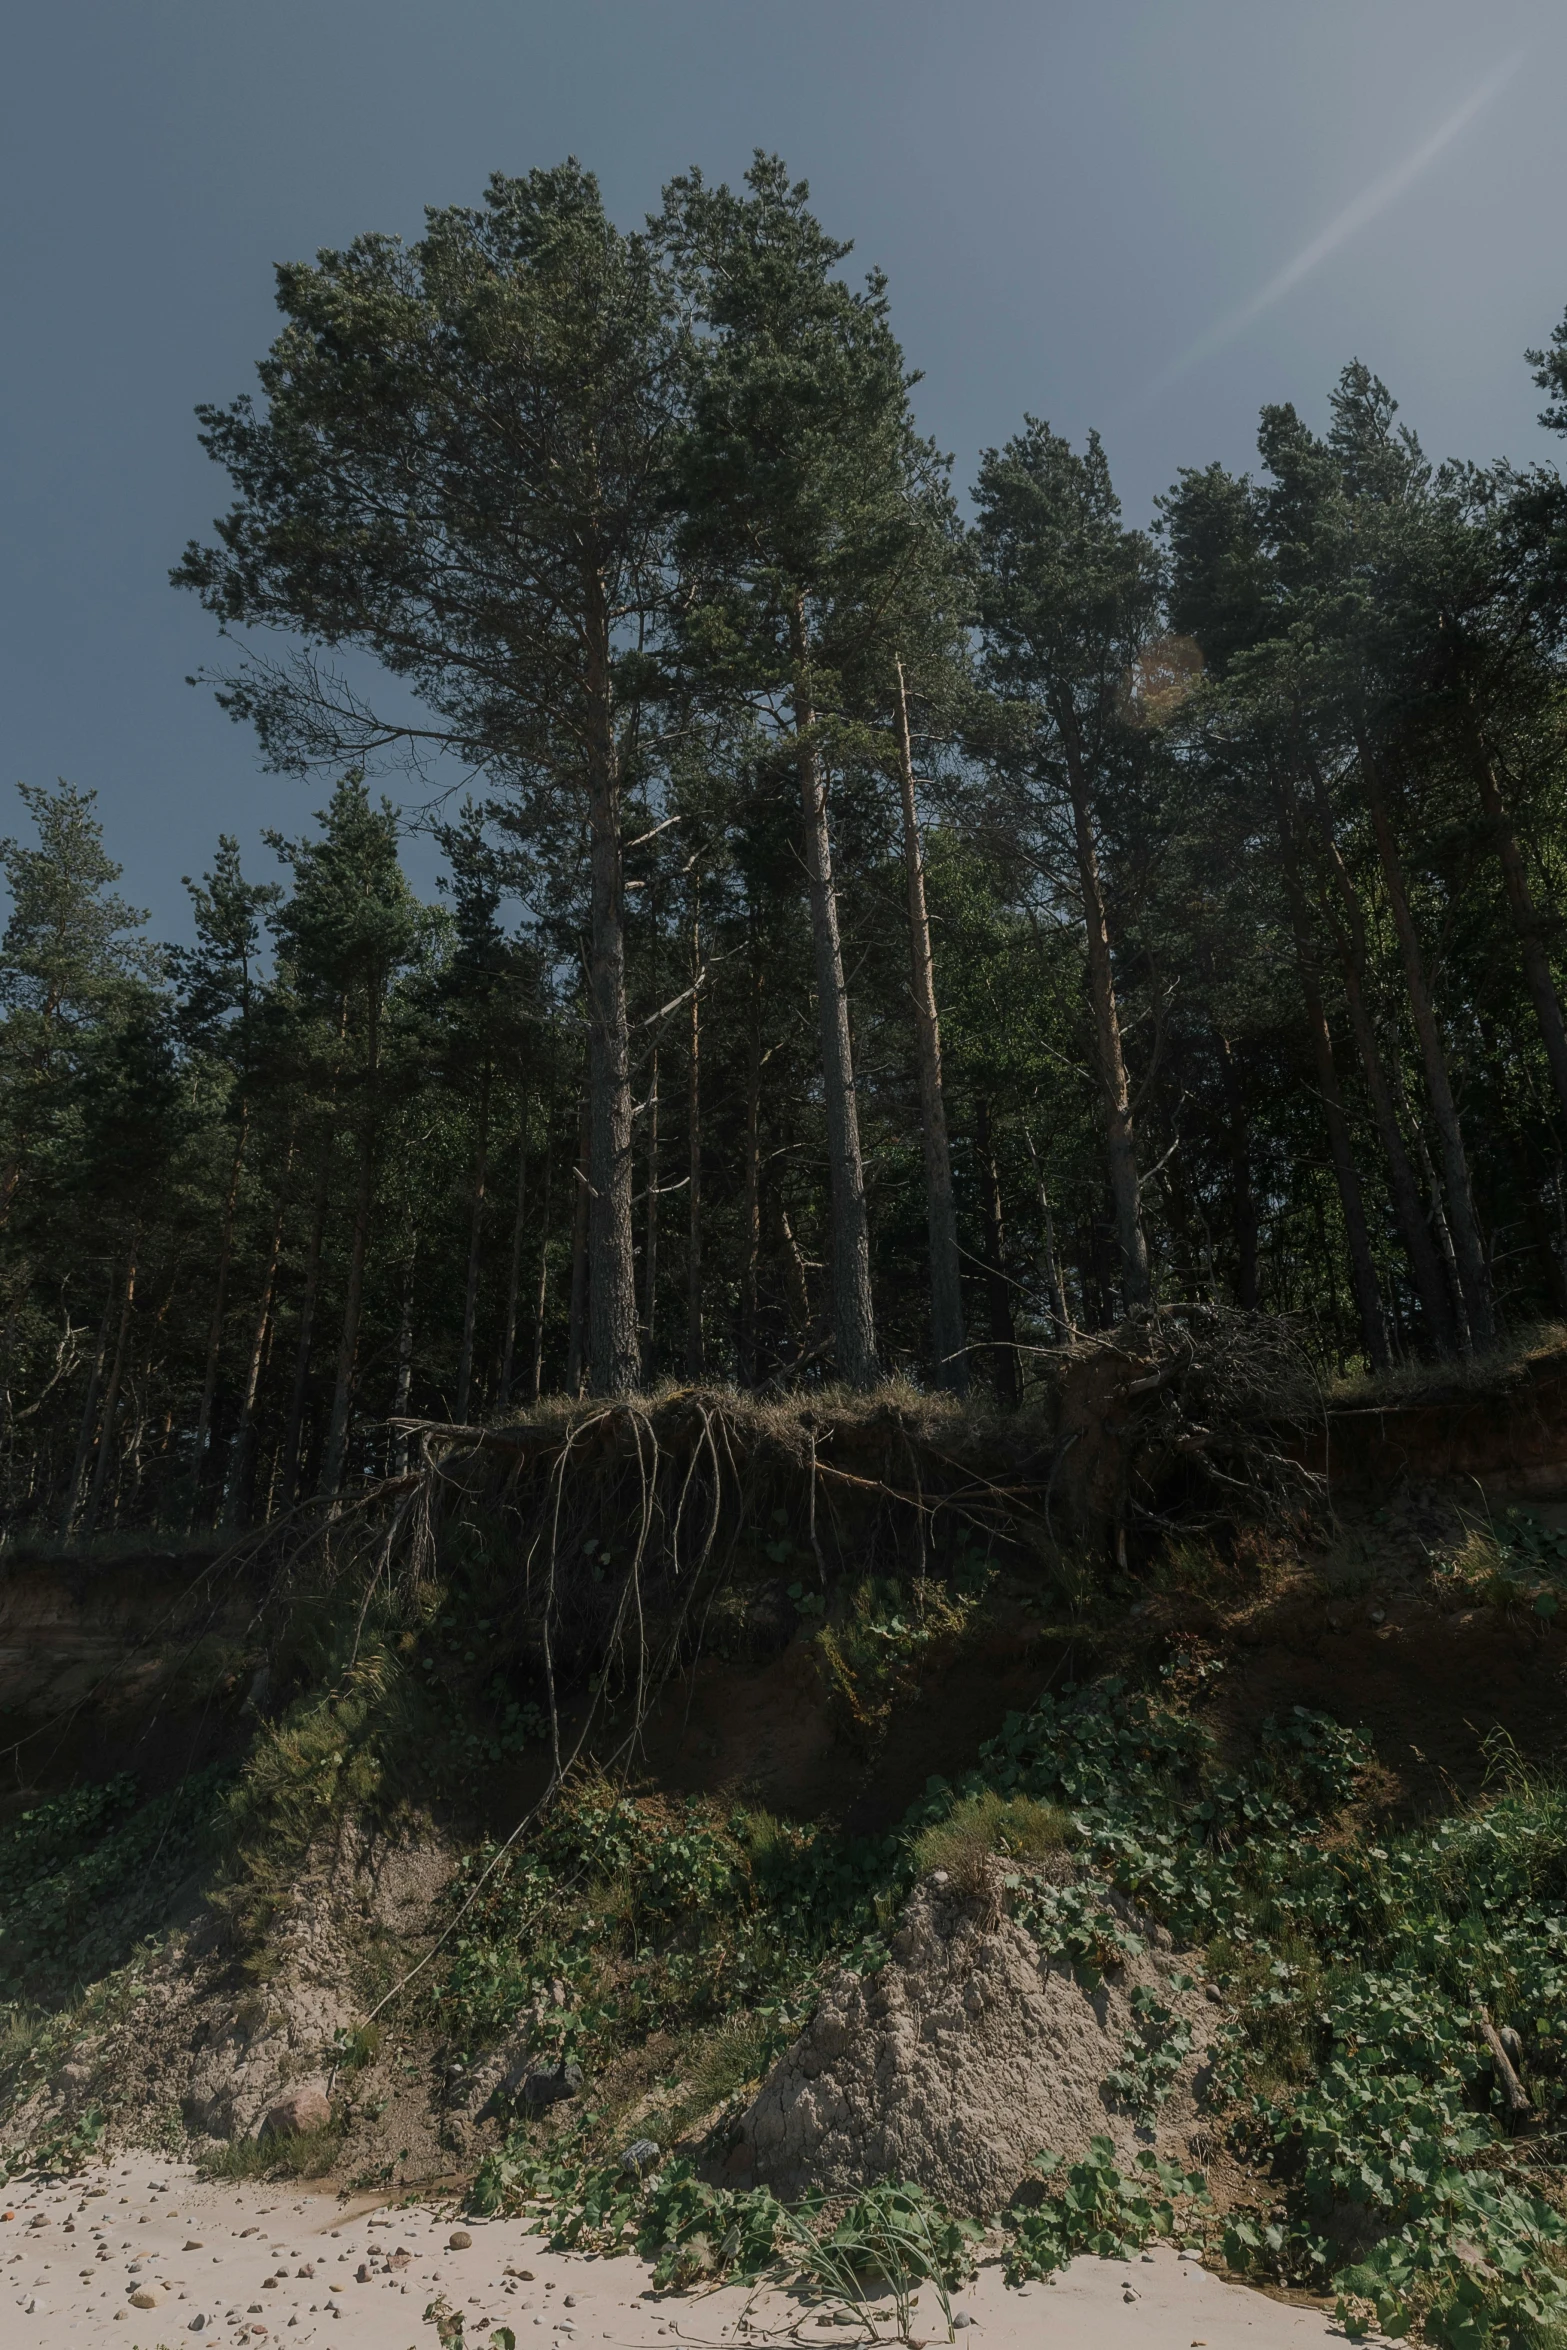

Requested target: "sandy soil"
[{"left": 0, "top": 2158, "right": 1371, "bottom": 2350}]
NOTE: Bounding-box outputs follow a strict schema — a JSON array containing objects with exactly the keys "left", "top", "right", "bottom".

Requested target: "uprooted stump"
[
  {"left": 719, "top": 1866, "right": 1218, "bottom": 2215},
  {"left": 1044, "top": 1304, "right": 1324, "bottom": 1560}
]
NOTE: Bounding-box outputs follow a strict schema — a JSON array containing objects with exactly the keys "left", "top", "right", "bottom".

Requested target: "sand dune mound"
[{"left": 725, "top": 1870, "right": 1216, "bottom": 2216}]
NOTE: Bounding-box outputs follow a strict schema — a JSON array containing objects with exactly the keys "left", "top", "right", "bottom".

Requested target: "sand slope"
[{"left": 0, "top": 2158, "right": 1373, "bottom": 2350}]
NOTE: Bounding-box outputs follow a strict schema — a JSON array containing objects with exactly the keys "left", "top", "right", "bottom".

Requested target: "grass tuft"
[
  {"left": 913, "top": 1789, "right": 1069, "bottom": 1895},
  {"left": 198, "top": 2121, "right": 342, "bottom": 2180}
]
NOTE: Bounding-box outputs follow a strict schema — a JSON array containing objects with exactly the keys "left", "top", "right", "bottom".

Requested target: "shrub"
[{"left": 1004, "top": 2138, "right": 1208, "bottom": 2281}]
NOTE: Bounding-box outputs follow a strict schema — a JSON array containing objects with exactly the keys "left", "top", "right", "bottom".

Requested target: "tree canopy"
[{"left": 6, "top": 153, "right": 1567, "bottom": 1530}]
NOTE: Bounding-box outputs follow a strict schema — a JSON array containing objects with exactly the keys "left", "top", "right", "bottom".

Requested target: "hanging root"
[
  {"left": 214, "top": 1321, "right": 1322, "bottom": 2024},
  {"left": 277, "top": 1313, "right": 1322, "bottom": 1793}
]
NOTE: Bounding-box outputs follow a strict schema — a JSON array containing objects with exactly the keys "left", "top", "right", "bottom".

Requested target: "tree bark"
[
  {"left": 191, "top": 1105, "right": 249, "bottom": 1505},
  {"left": 1275, "top": 805, "right": 1389, "bottom": 1370},
  {"left": 60, "top": 1270, "right": 117, "bottom": 1538},
  {"left": 320, "top": 1121, "right": 374, "bottom": 1495},
  {"left": 1465, "top": 709, "right": 1567, "bottom": 1126},
  {"left": 1361, "top": 743, "right": 1494, "bottom": 1347},
  {"left": 389, "top": 1252, "right": 417, "bottom": 1475},
  {"left": 79, "top": 1237, "right": 138, "bottom": 1539},
  {"left": 280, "top": 998, "right": 348, "bottom": 1501},
  {"left": 583, "top": 576, "right": 640, "bottom": 1394},
  {"left": 455, "top": 1060, "right": 490, "bottom": 1421},
  {"left": 1060, "top": 727, "right": 1150, "bottom": 1307},
  {"left": 643, "top": 1040, "right": 660, "bottom": 1375},
  {"left": 279, "top": 1136, "right": 332, "bottom": 1502},
  {"left": 530, "top": 1144, "right": 553, "bottom": 1406},
  {"left": 1401, "top": 1070, "right": 1474, "bottom": 1354},
  {"left": 739, "top": 1020, "right": 762, "bottom": 1385},
  {"left": 775, "top": 1196, "right": 813, "bottom": 1351},
  {"left": 975, "top": 1098, "right": 1019, "bottom": 1404},
  {"left": 322, "top": 986, "right": 384, "bottom": 1496},
  {"left": 1215, "top": 1035, "right": 1259, "bottom": 1311},
  {"left": 223, "top": 1128, "right": 295, "bottom": 1528},
  {"left": 686, "top": 900, "right": 704, "bottom": 1381},
  {"left": 894, "top": 657, "right": 967, "bottom": 1393},
  {"left": 1303, "top": 771, "right": 1459, "bottom": 1355},
  {"left": 792, "top": 597, "right": 878, "bottom": 1386},
  {"left": 498, "top": 1115, "right": 530, "bottom": 1412},
  {"left": 1026, "top": 1133, "right": 1071, "bottom": 1341},
  {"left": 566, "top": 1086, "right": 591, "bottom": 1396}
]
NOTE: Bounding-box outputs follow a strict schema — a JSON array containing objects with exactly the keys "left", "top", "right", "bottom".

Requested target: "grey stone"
[{"left": 521, "top": 2058, "right": 582, "bottom": 2106}]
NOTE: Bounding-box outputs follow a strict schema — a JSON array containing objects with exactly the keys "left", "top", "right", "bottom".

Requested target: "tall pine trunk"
[
  {"left": 1467, "top": 712, "right": 1567, "bottom": 1124},
  {"left": 739, "top": 1022, "right": 762, "bottom": 1384},
  {"left": 191, "top": 1105, "right": 249, "bottom": 1507},
  {"left": 498, "top": 1117, "right": 530, "bottom": 1412},
  {"left": 1274, "top": 785, "right": 1388, "bottom": 1368},
  {"left": 322, "top": 991, "right": 383, "bottom": 1496},
  {"left": 389, "top": 1253, "right": 417, "bottom": 1473},
  {"left": 775, "top": 1196, "right": 813, "bottom": 1351},
  {"left": 223, "top": 1129, "right": 295, "bottom": 1527},
  {"left": 280, "top": 1001, "right": 348, "bottom": 1500},
  {"left": 686, "top": 901, "right": 703, "bottom": 1381},
  {"left": 279, "top": 1139, "right": 332, "bottom": 1501},
  {"left": 566, "top": 1087, "right": 591, "bottom": 1396},
  {"left": 1026, "top": 1132, "right": 1070, "bottom": 1340},
  {"left": 1215, "top": 1035, "right": 1259, "bottom": 1311},
  {"left": 791, "top": 599, "right": 877, "bottom": 1386},
  {"left": 583, "top": 580, "right": 640, "bottom": 1394},
  {"left": 60, "top": 1271, "right": 117, "bottom": 1538},
  {"left": 1361, "top": 743, "right": 1494, "bottom": 1347},
  {"left": 975, "top": 1099, "right": 1019, "bottom": 1404},
  {"left": 321, "top": 1119, "right": 374, "bottom": 1494},
  {"left": 894, "top": 657, "right": 967, "bottom": 1393},
  {"left": 1061, "top": 729, "right": 1149, "bottom": 1307},
  {"left": 79, "top": 1237, "right": 138, "bottom": 1540},
  {"left": 455, "top": 1061, "right": 491, "bottom": 1421},
  {"left": 1306, "top": 772, "right": 1459, "bottom": 1355},
  {"left": 530, "top": 1145, "right": 553, "bottom": 1406},
  {"left": 643, "top": 1042, "right": 660, "bottom": 1374}
]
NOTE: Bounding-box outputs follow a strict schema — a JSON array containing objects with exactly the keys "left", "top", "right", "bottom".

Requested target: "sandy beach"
[{"left": 0, "top": 2158, "right": 1364, "bottom": 2350}]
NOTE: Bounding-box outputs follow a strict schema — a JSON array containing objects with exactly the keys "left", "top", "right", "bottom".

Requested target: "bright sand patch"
[{"left": 0, "top": 2159, "right": 1368, "bottom": 2349}]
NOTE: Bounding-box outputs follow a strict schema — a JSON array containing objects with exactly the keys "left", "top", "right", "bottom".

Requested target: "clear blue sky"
[{"left": 3, "top": 0, "right": 1564, "bottom": 937}]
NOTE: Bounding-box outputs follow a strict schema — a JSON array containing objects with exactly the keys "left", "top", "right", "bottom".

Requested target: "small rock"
[
  {"left": 131, "top": 2284, "right": 168, "bottom": 2308},
  {"left": 448, "top": 2229, "right": 473, "bottom": 2250},
  {"left": 521, "top": 2059, "right": 582, "bottom": 2106},
  {"left": 260, "top": 2086, "right": 332, "bottom": 2139},
  {"left": 184, "top": 2239, "right": 204, "bottom": 2250},
  {"left": 564, "top": 2294, "right": 576, "bottom": 2307},
  {"left": 621, "top": 2140, "right": 661, "bottom": 2177}
]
